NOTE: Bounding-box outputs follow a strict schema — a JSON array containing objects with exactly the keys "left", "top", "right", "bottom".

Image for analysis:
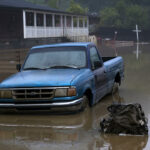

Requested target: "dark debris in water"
[{"left": 100, "top": 103, "right": 148, "bottom": 135}]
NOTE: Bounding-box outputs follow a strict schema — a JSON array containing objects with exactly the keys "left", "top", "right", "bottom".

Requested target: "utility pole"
[
  {"left": 132, "top": 24, "right": 141, "bottom": 43},
  {"left": 114, "top": 31, "right": 118, "bottom": 56},
  {"left": 132, "top": 25, "right": 142, "bottom": 60}
]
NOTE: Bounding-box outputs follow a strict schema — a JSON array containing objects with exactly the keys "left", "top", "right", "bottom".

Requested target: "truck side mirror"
[
  {"left": 93, "top": 61, "right": 102, "bottom": 70},
  {"left": 16, "top": 64, "right": 21, "bottom": 72}
]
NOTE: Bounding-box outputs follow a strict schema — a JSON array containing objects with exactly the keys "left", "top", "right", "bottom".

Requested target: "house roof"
[{"left": 0, "top": 0, "right": 87, "bottom": 16}]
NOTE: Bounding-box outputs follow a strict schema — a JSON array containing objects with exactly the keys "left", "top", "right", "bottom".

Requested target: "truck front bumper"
[{"left": 0, "top": 97, "right": 84, "bottom": 111}]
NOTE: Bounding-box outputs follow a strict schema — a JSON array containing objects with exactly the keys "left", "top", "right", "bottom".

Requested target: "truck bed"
[
  {"left": 103, "top": 56, "right": 124, "bottom": 85},
  {"left": 102, "top": 57, "right": 116, "bottom": 62}
]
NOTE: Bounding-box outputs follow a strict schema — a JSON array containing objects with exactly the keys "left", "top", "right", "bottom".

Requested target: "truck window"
[
  {"left": 90, "top": 47, "right": 103, "bottom": 70},
  {"left": 23, "top": 47, "right": 87, "bottom": 69}
]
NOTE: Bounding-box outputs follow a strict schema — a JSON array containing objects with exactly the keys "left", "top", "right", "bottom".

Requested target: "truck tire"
[
  {"left": 112, "top": 73, "right": 121, "bottom": 94},
  {"left": 81, "top": 95, "right": 89, "bottom": 111}
]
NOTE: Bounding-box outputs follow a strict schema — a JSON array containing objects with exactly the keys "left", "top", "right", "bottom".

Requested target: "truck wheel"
[{"left": 81, "top": 95, "right": 89, "bottom": 111}]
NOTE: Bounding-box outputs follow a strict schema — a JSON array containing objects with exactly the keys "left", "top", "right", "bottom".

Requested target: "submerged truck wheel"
[{"left": 81, "top": 95, "right": 89, "bottom": 111}]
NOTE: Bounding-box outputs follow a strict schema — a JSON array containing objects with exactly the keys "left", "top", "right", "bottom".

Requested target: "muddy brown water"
[{"left": 0, "top": 43, "right": 150, "bottom": 150}]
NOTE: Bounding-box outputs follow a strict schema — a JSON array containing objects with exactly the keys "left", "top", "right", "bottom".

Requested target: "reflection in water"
[
  {"left": 0, "top": 44, "right": 150, "bottom": 149},
  {"left": 0, "top": 95, "right": 113, "bottom": 150},
  {"left": 0, "top": 106, "right": 99, "bottom": 149},
  {"left": 98, "top": 134, "right": 148, "bottom": 150},
  {"left": 112, "top": 90, "right": 125, "bottom": 104},
  {"left": 133, "top": 43, "right": 142, "bottom": 60}
]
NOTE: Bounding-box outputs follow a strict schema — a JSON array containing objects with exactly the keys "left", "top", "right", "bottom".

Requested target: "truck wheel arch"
[{"left": 83, "top": 89, "right": 93, "bottom": 106}]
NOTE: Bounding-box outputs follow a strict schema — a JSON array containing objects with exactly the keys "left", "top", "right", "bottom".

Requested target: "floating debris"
[{"left": 100, "top": 103, "right": 148, "bottom": 135}]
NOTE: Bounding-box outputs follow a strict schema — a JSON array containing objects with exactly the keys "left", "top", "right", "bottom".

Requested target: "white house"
[{"left": 0, "top": 0, "right": 89, "bottom": 40}]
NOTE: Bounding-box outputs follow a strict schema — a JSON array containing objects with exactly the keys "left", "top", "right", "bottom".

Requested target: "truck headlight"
[
  {"left": 55, "top": 88, "right": 76, "bottom": 97},
  {"left": 0, "top": 90, "right": 12, "bottom": 99},
  {"left": 55, "top": 89, "right": 67, "bottom": 97}
]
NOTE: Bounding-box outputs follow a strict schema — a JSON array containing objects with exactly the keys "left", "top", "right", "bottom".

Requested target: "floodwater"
[{"left": 0, "top": 43, "right": 150, "bottom": 150}]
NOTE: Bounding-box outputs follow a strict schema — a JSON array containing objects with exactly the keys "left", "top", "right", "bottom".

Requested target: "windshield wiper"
[
  {"left": 23, "top": 67, "right": 45, "bottom": 70},
  {"left": 44, "top": 65, "right": 79, "bottom": 69},
  {"left": 24, "top": 65, "right": 80, "bottom": 70}
]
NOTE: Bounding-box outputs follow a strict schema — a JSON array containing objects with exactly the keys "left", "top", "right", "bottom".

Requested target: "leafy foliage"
[
  {"left": 100, "top": 8, "right": 120, "bottom": 27},
  {"left": 27, "top": 0, "right": 70, "bottom": 9},
  {"left": 67, "top": 0, "right": 88, "bottom": 14},
  {"left": 27, "top": 0, "right": 45, "bottom": 5},
  {"left": 100, "top": 0, "right": 150, "bottom": 29},
  {"left": 47, "top": 0, "right": 59, "bottom": 9},
  {"left": 26, "top": 0, "right": 150, "bottom": 29},
  {"left": 125, "top": 5, "right": 149, "bottom": 29}
]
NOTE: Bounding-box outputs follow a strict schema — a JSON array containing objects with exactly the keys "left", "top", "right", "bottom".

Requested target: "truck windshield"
[{"left": 23, "top": 46, "right": 87, "bottom": 70}]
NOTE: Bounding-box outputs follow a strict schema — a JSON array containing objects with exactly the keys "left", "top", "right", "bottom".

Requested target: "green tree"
[
  {"left": 26, "top": 0, "right": 150, "bottom": 29},
  {"left": 47, "top": 0, "right": 59, "bottom": 9},
  {"left": 27, "top": 0, "right": 45, "bottom": 5},
  {"left": 67, "top": 0, "right": 88, "bottom": 14},
  {"left": 115, "top": 0, "right": 127, "bottom": 27},
  {"left": 125, "top": 5, "right": 149, "bottom": 29},
  {"left": 100, "top": 1, "right": 150, "bottom": 29},
  {"left": 27, "top": 0, "right": 62, "bottom": 9},
  {"left": 100, "top": 7, "right": 120, "bottom": 27}
]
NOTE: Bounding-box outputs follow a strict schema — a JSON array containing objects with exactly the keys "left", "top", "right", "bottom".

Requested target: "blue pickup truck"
[{"left": 0, "top": 42, "right": 124, "bottom": 111}]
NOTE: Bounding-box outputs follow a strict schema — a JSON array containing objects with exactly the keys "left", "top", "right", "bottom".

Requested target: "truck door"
[{"left": 89, "top": 46, "right": 107, "bottom": 102}]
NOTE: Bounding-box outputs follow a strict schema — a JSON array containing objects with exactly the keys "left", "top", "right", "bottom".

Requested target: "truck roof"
[{"left": 31, "top": 42, "right": 93, "bottom": 50}]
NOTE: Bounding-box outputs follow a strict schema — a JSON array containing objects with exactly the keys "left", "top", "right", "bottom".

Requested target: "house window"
[
  {"left": 37, "top": 13, "right": 44, "bottom": 26},
  {"left": 26, "top": 12, "right": 34, "bottom": 26},
  {"left": 73, "top": 17, "right": 78, "bottom": 27},
  {"left": 85, "top": 18, "right": 88, "bottom": 27},
  {"left": 55, "top": 15, "right": 61, "bottom": 27},
  {"left": 66, "top": 16, "right": 71, "bottom": 27},
  {"left": 46, "top": 14, "right": 52, "bottom": 27},
  {"left": 79, "top": 18, "right": 83, "bottom": 27}
]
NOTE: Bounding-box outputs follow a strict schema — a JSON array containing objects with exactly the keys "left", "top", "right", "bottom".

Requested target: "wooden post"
[
  {"left": 52, "top": 14, "right": 55, "bottom": 27},
  {"left": 23, "top": 10, "right": 26, "bottom": 39},
  {"left": 44, "top": 13, "right": 46, "bottom": 27},
  {"left": 64, "top": 16, "right": 66, "bottom": 27},
  {"left": 34, "top": 11, "right": 36, "bottom": 27},
  {"left": 61, "top": 15, "right": 63, "bottom": 37},
  {"left": 60, "top": 15, "right": 63, "bottom": 27},
  {"left": 71, "top": 16, "right": 73, "bottom": 28},
  {"left": 77, "top": 16, "right": 79, "bottom": 28},
  {"left": 44, "top": 13, "right": 46, "bottom": 37},
  {"left": 34, "top": 11, "right": 37, "bottom": 38}
]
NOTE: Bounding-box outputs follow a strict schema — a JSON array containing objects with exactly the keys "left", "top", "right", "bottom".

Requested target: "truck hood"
[{"left": 0, "top": 69, "right": 88, "bottom": 88}]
